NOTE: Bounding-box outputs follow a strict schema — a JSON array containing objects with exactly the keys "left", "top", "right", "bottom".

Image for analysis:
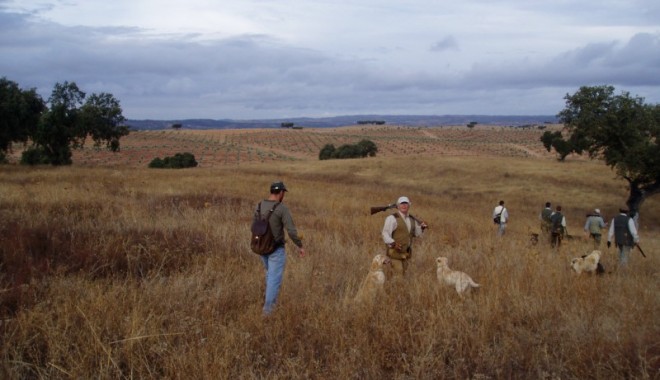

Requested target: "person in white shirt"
[
  {"left": 492, "top": 200, "right": 509, "bottom": 237},
  {"left": 382, "top": 196, "right": 428, "bottom": 277},
  {"left": 607, "top": 208, "right": 640, "bottom": 267}
]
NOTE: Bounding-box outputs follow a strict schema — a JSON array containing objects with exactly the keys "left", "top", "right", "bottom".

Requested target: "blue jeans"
[
  {"left": 260, "top": 246, "right": 286, "bottom": 315},
  {"left": 497, "top": 222, "right": 506, "bottom": 236}
]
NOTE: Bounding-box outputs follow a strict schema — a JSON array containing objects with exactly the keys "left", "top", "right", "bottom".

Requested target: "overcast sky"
[{"left": 2, "top": 0, "right": 659, "bottom": 120}]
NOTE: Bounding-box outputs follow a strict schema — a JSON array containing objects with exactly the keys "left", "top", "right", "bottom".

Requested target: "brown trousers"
[{"left": 388, "top": 257, "right": 409, "bottom": 276}]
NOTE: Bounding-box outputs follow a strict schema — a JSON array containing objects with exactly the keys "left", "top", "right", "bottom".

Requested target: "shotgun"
[
  {"left": 370, "top": 203, "right": 396, "bottom": 215},
  {"left": 636, "top": 243, "right": 647, "bottom": 258},
  {"left": 370, "top": 203, "right": 428, "bottom": 229}
]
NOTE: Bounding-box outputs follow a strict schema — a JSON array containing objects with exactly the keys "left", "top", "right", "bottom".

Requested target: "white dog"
[
  {"left": 571, "top": 250, "right": 604, "bottom": 275},
  {"left": 436, "top": 256, "right": 480, "bottom": 295},
  {"left": 354, "top": 254, "right": 390, "bottom": 302}
]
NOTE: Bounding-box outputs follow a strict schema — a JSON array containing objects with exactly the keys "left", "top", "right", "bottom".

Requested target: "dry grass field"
[{"left": 1, "top": 125, "right": 659, "bottom": 378}]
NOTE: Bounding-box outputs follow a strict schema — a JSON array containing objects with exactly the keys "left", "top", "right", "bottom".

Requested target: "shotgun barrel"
[{"left": 370, "top": 203, "right": 396, "bottom": 215}]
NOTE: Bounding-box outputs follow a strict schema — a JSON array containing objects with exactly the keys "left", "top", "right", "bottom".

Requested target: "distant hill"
[{"left": 125, "top": 114, "right": 558, "bottom": 130}]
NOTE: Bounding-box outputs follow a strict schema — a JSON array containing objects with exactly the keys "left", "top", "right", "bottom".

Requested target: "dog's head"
[
  {"left": 436, "top": 256, "right": 449, "bottom": 267},
  {"left": 570, "top": 257, "right": 583, "bottom": 271},
  {"left": 370, "top": 254, "right": 390, "bottom": 271}
]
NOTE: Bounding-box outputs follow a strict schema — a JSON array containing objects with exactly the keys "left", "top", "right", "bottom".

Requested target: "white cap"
[
  {"left": 397, "top": 196, "right": 410, "bottom": 205},
  {"left": 594, "top": 208, "right": 600, "bottom": 214}
]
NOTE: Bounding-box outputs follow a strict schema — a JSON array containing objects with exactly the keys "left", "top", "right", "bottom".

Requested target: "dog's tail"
[{"left": 470, "top": 279, "right": 480, "bottom": 288}]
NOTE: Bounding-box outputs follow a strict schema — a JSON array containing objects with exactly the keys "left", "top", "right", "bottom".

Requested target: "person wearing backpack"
[
  {"left": 583, "top": 208, "right": 606, "bottom": 249},
  {"left": 254, "top": 181, "right": 305, "bottom": 316},
  {"left": 607, "top": 207, "right": 640, "bottom": 267},
  {"left": 492, "top": 200, "right": 508, "bottom": 237},
  {"left": 550, "top": 205, "right": 566, "bottom": 248}
]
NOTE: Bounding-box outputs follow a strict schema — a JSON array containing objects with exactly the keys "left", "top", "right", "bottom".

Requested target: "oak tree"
[{"left": 556, "top": 85, "right": 660, "bottom": 215}]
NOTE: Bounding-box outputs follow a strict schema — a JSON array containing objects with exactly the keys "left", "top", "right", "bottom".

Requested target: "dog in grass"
[
  {"left": 436, "top": 256, "right": 480, "bottom": 296},
  {"left": 571, "top": 250, "right": 605, "bottom": 275},
  {"left": 354, "top": 254, "right": 390, "bottom": 302}
]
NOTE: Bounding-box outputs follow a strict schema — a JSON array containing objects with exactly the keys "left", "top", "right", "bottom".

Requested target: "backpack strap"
[{"left": 257, "top": 201, "right": 280, "bottom": 220}]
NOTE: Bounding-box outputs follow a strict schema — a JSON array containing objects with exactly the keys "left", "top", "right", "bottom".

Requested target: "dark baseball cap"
[{"left": 270, "top": 181, "right": 288, "bottom": 192}]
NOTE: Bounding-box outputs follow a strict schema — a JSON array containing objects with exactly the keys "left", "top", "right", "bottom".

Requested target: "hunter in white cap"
[
  {"left": 584, "top": 208, "right": 606, "bottom": 249},
  {"left": 382, "top": 196, "right": 428, "bottom": 277}
]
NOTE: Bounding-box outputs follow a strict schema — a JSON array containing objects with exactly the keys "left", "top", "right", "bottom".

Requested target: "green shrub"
[
  {"left": 318, "top": 139, "right": 377, "bottom": 160},
  {"left": 319, "top": 144, "right": 336, "bottom": 160},
  {"left": 148, "top": 152, "right": 198, "bottom": 169},
  {"left": 20, "top": 146, "right": 52, "bottom": 165}
]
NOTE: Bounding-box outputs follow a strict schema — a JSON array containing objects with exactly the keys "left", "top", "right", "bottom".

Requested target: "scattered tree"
[
  {"left": 467, "top": 121, "right": 477, "bottom": 129},
  {"left": 556, "top": 85, "right": 660, "bottom": 215},
  {"left": 0, "top": 77, "right": 45, "bottom": 162},
  {"left": 26, "top": 81, "right": 129, "bottom": 165},
  {"left": 357, "top": 120, "right": 385, "bottom": 125},
  {"left": 171, "top": 123, "right": 182, "bottom": 130}
]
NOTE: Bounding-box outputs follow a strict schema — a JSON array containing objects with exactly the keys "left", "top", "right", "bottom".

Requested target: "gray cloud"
[
  {"left": 430, "top": 36, "right": 459, "bottom": 52},
  {"left": 1, "top": 5, "right": 659, "bottom": 119}
]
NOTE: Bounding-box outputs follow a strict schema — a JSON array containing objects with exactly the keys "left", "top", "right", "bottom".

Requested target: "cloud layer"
[{"left": 1, "top": 1, "right": 659, "bottom": 119}]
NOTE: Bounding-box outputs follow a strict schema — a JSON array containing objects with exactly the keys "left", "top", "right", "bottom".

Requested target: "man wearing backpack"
[
  {"left": 550, "top": 205, "right": 566, "bottom": 248},
  {"left": 254, "top": 181, "right": 305, "bottom": 316},
  {"left": 607, "top": 207, "right": 640, "bottom": 267}
]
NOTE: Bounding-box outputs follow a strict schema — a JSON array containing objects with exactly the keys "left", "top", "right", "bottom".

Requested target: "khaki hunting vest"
[{"left": 387, "top": 213, "right": 416, "bottom": 260}]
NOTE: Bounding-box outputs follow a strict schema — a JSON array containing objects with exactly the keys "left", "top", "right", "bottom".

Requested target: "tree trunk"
[{"left": 626, "top": 179, "right": 660, "bottom": 226}]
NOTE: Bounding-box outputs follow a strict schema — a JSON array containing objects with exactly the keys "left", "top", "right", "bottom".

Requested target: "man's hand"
[
  {"left": 420, "top": 221, "right": 429, "bottom": 230},
  {"left": 298, "top": 247, "right": 306, "bottom": 257},
  {"left": 388, "top": 242, "right": 403, "bottom": 251},
  {"left": 607, "top": 241, "right": 611, "bottom": 248}
]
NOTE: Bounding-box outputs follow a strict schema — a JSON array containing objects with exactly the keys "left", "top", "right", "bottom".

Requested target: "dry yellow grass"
[{"left": 1, "top": 127, "right": 658, "bottom": 378}]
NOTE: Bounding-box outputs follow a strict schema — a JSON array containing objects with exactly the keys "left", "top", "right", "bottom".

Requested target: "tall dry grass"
[{"left": 1, "top": 154, "right": 658, "bottom": 379}]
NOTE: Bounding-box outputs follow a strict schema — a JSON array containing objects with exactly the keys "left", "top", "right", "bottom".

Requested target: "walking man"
[
  {"left": 255, "top": 181, "right": 305, "bottom": 315},
  {"left": 540, "top": 202, "right": 553, "bottom": 237},
  {"left": 584, "top": 208, "right": 606, "bottom": 248},
  {"left": 492, "top": 200, "right": 509, "bottom": 237},
  {"left": 382, "top": 196, "right": 428, "bottom": 277},
  {"left": 550, "top": 205, "right": 566, "bottom": 248},
  {"left": 607, "top": 207, "right": 640, "bottom": 267}
]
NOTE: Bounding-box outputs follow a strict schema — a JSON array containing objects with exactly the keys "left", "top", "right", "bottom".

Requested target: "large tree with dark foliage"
[
  {"left": 27, "top": 81, "right": 129, "bottom": 165},
  {"left": 556, "top": 85, "right": 660, "bottom": 216},
  {"left": 0, "top": 77, "right": 46, "bottom": 162}
]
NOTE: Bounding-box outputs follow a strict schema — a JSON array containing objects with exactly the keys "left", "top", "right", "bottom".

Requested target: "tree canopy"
[
  {"left": 0, "top": 78, "right": 129, "bottom": 165},
  {"left": 555, "top": 85, "right": 660, "bottom": 214},
  {"left": 0, "top": 78, "right": 45, "bottom": 161}
]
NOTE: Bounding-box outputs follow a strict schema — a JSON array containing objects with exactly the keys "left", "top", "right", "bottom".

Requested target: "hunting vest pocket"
[{"left": 387, "top": 247, "right": 409, "bottom": 260}]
